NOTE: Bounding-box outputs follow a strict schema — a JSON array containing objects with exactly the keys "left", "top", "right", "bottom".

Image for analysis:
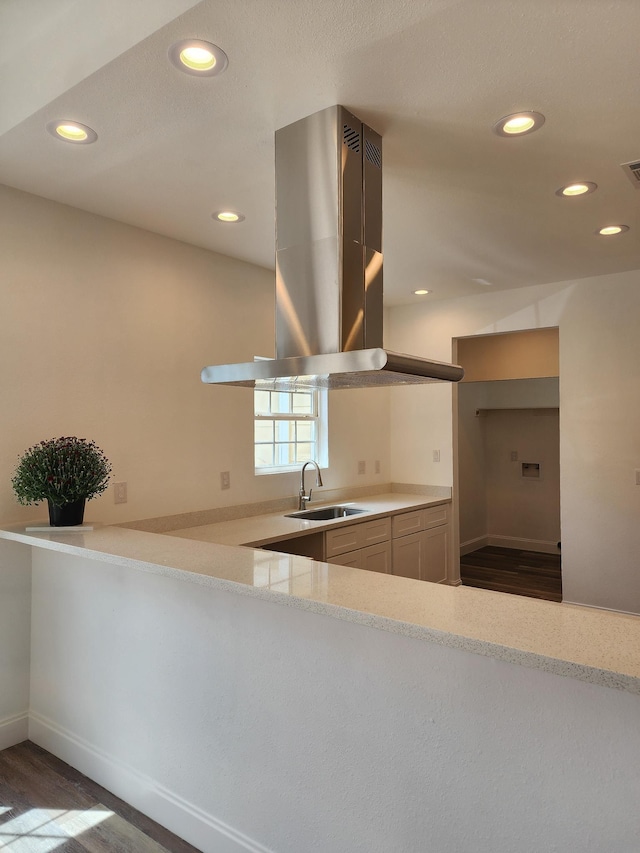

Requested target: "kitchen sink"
[{"left": 285, "top": 506, "right": 367, "bottom": 521}]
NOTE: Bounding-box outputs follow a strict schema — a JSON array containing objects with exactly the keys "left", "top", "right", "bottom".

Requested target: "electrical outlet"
[
  {"left": 357, "top": 460, "right": 366, "bottom": 475},
  {"left": 220, "top": 471, "right": 231, "bottom": 490},
  {"left": 114, "top": 482, "right": 127, "bottom": 504},
  {"left": 511, "top": 450, "right": 518, "bottom": 462},
  {"left": 375, "top": 460, "right": 381, "bottom": 474},
  {"left": 432, "top": 450, "right": 440, "bottom": 463},
  {"left": 636, "top": 469, "right": 640, "bottom": 486}
]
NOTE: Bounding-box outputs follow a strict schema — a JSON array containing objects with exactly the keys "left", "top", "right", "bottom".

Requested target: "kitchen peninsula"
[
  {"left": 1, "top": 511, "right": 639, "bottom": 853},
  {"left": 163, "top": 492, "right": 452, "bottom": 582}
]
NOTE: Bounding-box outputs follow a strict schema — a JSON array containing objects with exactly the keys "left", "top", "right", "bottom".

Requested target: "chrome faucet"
[{"left": 299, "top": 460, "right": 323, "bottom": 510}]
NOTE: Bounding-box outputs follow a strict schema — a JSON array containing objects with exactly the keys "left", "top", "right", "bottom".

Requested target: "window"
[{"left": 254, "top": 387, "right": 327, "bottom": 473}]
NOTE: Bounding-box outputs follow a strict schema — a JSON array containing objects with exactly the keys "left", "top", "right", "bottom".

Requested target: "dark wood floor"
[
  {"left": 460, "top": 545, "right": 562, "bottom": 602},
  {"left": 0, "top": 741, "right": 202, "bottom": 853}
]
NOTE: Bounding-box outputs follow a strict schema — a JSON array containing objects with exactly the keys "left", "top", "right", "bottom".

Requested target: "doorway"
[{"left": 453, "top": 330, "right": 561, "bottom": 602}]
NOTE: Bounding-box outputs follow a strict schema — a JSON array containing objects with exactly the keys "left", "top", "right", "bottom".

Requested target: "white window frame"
[{"left": 254, "top": 385, "right": 328, "bottom": 475}]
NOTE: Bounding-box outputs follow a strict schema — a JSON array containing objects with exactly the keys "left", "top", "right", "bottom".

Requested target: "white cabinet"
[
  {"left": 392, "top": 510, "right": 423, "bottom": 538},
  {"left": 266, "top": 503, "right": 450, "bottom": 583},
  {"left": 327, "top": 550, "right": 362, "bottom": 568},
  {"left": 325, "top": 518, "right": 392, "bottom": 573},
  {"left": 391, "top": 531, "right": 423, "bottom": 580},
  {"left": 422, "top": 524, "right": 449, "bottom": 583},
  {"left": 329, "top": 541, "right": 392, "bottom": 573},
  {"left": 360, "top": 541, "right": 392, "bottom": 574},
  {"left": 324, "top": 524, "right": 362, "bottom": 558},
  {"left": 391, "top": 505, "right": 450, "bottom": 584}
]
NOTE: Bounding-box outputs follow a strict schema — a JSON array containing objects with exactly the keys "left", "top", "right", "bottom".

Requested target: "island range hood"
[{"left": 201, "top": 105, "right": 463, "bottom": 390}]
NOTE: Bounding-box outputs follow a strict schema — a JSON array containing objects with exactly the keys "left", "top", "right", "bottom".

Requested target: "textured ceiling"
[{"left": 1, "top": 0, "right": 639, "bottom": 305}]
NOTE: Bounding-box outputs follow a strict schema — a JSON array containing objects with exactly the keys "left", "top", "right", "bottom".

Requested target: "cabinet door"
[
  {"left": 391, "top": 532, "right": 423, "bottom": 580},
  {"left": 422, "top": 525, "right": 449, "bottom": 583},
  {"left": 327, "top": 550, "right": 362, "bottom": 568},
  {"left": 360, "top": 541, "right": 392, "bottom": 574}
]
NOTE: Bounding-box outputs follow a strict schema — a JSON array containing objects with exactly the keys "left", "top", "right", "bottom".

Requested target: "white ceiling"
[{"left": 1, "top": 0, "right": 639, "bottom": 305}]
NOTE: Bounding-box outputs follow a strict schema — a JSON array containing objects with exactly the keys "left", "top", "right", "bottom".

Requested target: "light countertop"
[
  {"left": 163, "top": 493, "right": 449, "bottom": 547},
  {"left": 1, "top": 509, "right": 640, "bottom": 695}
]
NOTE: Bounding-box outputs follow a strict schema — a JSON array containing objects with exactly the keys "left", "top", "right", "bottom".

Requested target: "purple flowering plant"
[{"left": 12, "top": 436, "right": 112, "bottom": 506}]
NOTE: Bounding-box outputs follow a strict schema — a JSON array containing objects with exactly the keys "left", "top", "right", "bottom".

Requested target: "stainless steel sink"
[{"left": 285, "top": 506, "right": 366, "bottom": 521}]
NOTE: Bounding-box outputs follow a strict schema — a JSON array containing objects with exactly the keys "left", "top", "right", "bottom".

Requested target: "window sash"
[
  {"left": 254, "top": 388, "right": 325, "bottom": 472},
  {"left": 254, "top": 390, "right": 317, "bottom": 418}
]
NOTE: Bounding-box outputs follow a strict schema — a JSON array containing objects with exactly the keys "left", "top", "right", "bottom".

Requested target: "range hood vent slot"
[
  {"left": 343, "top": 122, "right": 361, "bottom": 152},
  {"left": 365, "top": 138, "right": 382, "bottom": 169},
  {"left": 201, "top": 105, "right": 464, "bottom": 390}
]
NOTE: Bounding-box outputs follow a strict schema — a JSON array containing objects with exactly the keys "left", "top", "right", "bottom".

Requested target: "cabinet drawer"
[
  {"left": 325, "top": 524, "right": 363, "bottom": 557},
  {"left": 325, "top": 516, "right": 391, "bottom": 558},
  {"left": 423, "top": 503, "right": 450, "bottom": 530},
  {"left": 392, "top": 510, "right": 423, "bottom": 538},
  {"left": 361, "top": 517, "right": 391, "bottom": 546}
]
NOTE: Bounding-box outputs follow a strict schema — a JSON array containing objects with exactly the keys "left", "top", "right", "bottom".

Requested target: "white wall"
[
  {"left": 0, "top": 184, "right": 390, "bottom": 525},
  {"left": 484, "top": 409, "right": 560, "bottom": 547},
  {"left": 328, "top": 387, "right": 390, "bottom": 484},
  {"left": 28, "top": 547, "right": 640, "bottom": 853},
  {"left": 387, "top": 274, "right": 640, "bottom": 613},
  {"left": 457, "top": 381, "right": 487, "bottom": 547},
  {"left": 0, "top": 540, "right": 31, "bottom": 748},
  {"left": 458, "top": 378, "right": 561, "bottom": 551}
]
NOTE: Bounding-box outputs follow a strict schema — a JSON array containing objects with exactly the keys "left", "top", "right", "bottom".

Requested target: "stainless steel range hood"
[{"left": 201, "top": 105, "right": 463, "bottom": 390}]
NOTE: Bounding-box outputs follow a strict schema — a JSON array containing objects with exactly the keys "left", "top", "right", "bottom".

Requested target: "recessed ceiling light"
[
  {"left": 46, "top": 120, "right": 97, "bottom": 144},
  {"left": 556, "top": 182, "right": 597, "bottom": 197},
  {"left": 597, "top": 224, "right": 629, "bottom": 236},
  {"left": 413, "top": 289, "right": 430, "bottom": 295},
  {"left": 213, "top": 210, "right": 245, "bottom": 223},
  {"left": 168, "top": 39, "right": 228, "bottom": 77},
  {"left": 492, "top": 111, "right": 545, "bottom": 137}
]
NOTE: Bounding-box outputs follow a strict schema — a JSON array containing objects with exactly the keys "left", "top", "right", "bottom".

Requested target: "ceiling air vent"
[{"left": 620, "top": 159, "right": 640, "bottom": 188}]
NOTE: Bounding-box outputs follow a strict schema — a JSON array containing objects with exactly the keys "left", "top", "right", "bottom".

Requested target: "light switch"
[
  {"left": 433, "top": 450, "right": 440, "bottom": 463},
  {"left": 220, "top": 471, "right": 231, "bottom": 490}
]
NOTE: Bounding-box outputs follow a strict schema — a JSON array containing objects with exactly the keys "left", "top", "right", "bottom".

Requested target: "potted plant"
[{"left": 11, "top": 436, "right": 112, "bottom": 526}]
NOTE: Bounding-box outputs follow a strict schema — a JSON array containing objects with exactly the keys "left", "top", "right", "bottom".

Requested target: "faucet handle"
[{"left": 307, "top": 488, "right": 312, "bottom": 503}]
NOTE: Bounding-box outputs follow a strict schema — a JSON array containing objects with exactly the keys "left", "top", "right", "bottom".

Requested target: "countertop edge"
[
  {"left": 165, "top": 493, "right": 451, "bottom": 547},
  {"left": 2, "top": 521, "right": 639, "bottom": 697}
]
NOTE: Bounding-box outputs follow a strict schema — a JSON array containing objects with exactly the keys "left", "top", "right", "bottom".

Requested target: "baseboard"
[
  {"left": 486, "top": 535, "right": 560, "bottom": 554},
  {"left": 562, "top": 599, "right": 639, "bottom": 617},
  {"left": 0, "top": 712, "right": 29, "bottom": 750},
  {"left": 459, "top": 535, "right": 488, "bottom": 556},
  {"left": 28, "top": 712, "right": 273, "bottom": 853}
]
